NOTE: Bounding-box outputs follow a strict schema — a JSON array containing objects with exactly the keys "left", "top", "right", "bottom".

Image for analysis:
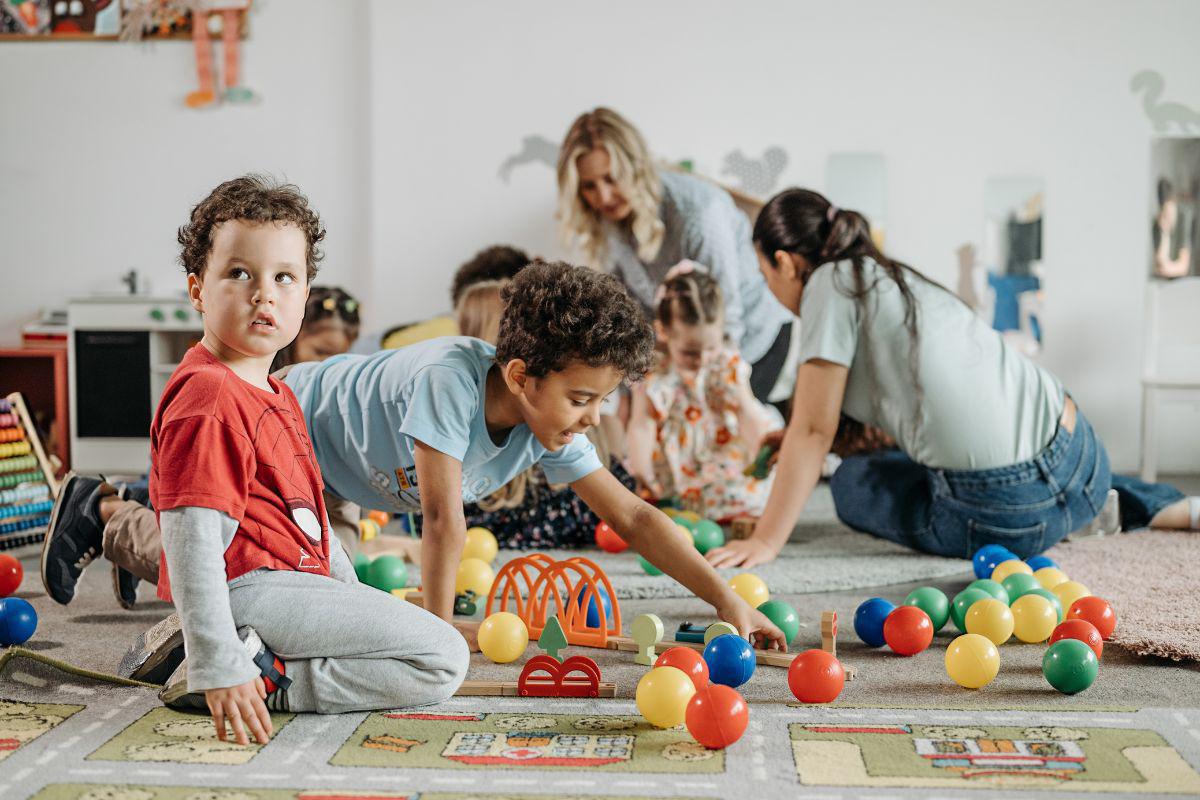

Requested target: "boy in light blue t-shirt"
[{"left": 286, "top": 261, "right": 786, "bottom": 647}]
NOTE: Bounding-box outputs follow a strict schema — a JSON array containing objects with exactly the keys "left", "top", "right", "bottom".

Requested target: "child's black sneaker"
[
  {"left": 112, "top": 563, "right": 141, "bottom": 609},
  {"left": 40, "top": 472, "right": 107, "bottom": 605},
  {"left": 118, "top": 612, "right": 184, "bottom": 685},
  {"left": 159, "top": 627, "right": 291, "bottom": 712}
]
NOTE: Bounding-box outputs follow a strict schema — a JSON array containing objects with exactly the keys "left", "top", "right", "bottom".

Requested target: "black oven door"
[{"left": 74, "top": 330, "right": 151, "bottom": 438}]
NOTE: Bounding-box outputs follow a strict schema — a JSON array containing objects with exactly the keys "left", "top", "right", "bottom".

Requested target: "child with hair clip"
[{"left": 626, "top": 262, "right": 784, "bottom": 520}]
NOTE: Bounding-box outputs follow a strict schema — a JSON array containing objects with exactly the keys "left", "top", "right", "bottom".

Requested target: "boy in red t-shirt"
[{"left": 143, "top": 176, "right": 467, "bottom": 745}]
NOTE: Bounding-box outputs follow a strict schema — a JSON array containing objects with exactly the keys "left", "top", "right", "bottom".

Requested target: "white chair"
[{"left": 1140, "top": 276, "right": 1200, "bottom": 482}]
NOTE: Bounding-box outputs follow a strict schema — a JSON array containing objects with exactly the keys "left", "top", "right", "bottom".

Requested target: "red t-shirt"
[{"left": 150, "top": 345, "right": 331, "bottom": 602}]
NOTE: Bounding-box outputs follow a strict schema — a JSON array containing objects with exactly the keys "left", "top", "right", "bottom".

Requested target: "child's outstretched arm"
[
  {"left": 570, "top": 469, "right": 786, "bottom": 651},
  {"left": 707, "top": 359, "right": 847, "bottom": 568}
]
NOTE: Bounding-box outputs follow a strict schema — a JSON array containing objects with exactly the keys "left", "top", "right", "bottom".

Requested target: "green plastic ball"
[
  {"left": 1043, "top": 638, "right": 1099, "bottom": 694},
  {"left": 353, "top": 552, "right": 371, "bottom": 584},
  {"left": 757, "top": 599, "right": 800, "bottom": 645},
  {"left": 967, "top": 578, "right": 1010, "bottom": 605},
  {"left": 1001, "top": 572, "right": 1041, "bottom": 603},
  {"left": 691, "top": 519, "right": 726, "bottom": 554},
  {"left": 903, "top": 587, "right": 950, "bottom": 631},
  {"left": 950, "top": 588, "right": 992, "bottom": 633},
  {"left": 366, "top": 554, "right": 408, "bottom": 592},
  {"left": 639, "top": 555, "right": 663, "bottom": 576},
  {"left": 1025, "top": 587, "right": 1064, "bottom": 622}
]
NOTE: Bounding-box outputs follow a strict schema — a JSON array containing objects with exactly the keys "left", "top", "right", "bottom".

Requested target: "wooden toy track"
[{"left": 487, "top": 554, "right": 621, "bottom": 648}]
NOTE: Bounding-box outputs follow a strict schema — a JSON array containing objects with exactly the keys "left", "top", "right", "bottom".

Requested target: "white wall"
[
  {"left": 0, "top": 0, "right": 370, "bottom": 340},
  {"left": 368, "top": 0, "right": 1200, "bottom": 472}
]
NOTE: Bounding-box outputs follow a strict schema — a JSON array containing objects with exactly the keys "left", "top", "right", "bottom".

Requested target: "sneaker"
[
  {"left": 159, "top": 626, "right": 291, "bottom": 711},
  {"left": 40, "top": 472, "right": 107, "bottom": 605},
  {"left": 112, "top": 562, "right": 141, "bottom": 609},
  {"left": 118, "top": 612, "right": 184, "bottom": 685},
  {"left": 158, "top": 659, "right": 209, "bottom": 710},
  {"left": 1068, "top": 489, "right": 1121, "bottom": 540}
]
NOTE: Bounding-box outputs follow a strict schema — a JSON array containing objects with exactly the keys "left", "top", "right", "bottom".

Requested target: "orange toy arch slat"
[{"left": 485, "top": 555, "right": 553, "bottom": 620}]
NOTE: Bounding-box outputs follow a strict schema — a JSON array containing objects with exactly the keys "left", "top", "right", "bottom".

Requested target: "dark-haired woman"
[{"left": 706, "top": 189, "right": 1200, "bottom": 568}]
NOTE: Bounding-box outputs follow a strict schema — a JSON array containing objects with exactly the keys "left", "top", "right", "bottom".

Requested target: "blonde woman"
[{"left": 557, "top": 108, "right": 795, "bottom": 403}]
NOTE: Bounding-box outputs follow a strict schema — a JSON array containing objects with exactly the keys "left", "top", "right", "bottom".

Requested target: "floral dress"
[{"left": 644, "top": 349, "right": 781, "bottom": 521}]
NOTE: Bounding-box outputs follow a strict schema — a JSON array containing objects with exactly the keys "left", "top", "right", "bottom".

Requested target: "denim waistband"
[{"left": 934, "top": 406, "right": 1085, "bottom": 493}]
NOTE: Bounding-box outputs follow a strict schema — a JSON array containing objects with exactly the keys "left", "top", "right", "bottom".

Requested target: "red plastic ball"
[
  {"left": 883, "top": 606, "right": 934, "bottom": 656},
  {"left": 0, "top": 554, "right": 22, "bottom": 597},
  {"left": 655, "top": 646, "right": 710, "bottom": 691},
  {"left": 594, "top": 521, "right": 628, "bottom": 554},
  {"left": 684, "top": 684, "right": 748, "bottom": 749},
  {"left": 787, "top": 649, "right": 846, "bottom": 703},
  {"left": 1066, "top": 596, "right": 1116, "bottom": 640},
  {"left": 1050, "top": 619, "right": 1103, "bottom": 659}
]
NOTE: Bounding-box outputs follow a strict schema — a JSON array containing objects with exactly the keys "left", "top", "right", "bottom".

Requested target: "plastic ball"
[
  {"left": 1025, "top": 554, "right": 1058, "bottom": 572},
  {"left": 967, "top": 579, "right": 1010, "bottom": 606},
  {"left": 639, "top": 555, "right": 663, "bottom": 576},
  {"left": 1033, "top": 566, "right": 1069, "bottom": 590},
  {"left": 903, "top": 586, "right": 950, "bottom": 631},
  {"left": 0, "top": 597, "right": 37, "bottom": 645},
  {"left": 691, "top": 519, "right": 726, "bottom": 554},
  {"left": 366, "top": 554, "right": 408, "bottom": 592},
  {"left": 1066, "top": 596, "right": 1116, "bottom": 640},
  {"left": 702, "top": 634, "right": 756, "bottom": 688},
  {"left": 1052, "top": 580, "right": 1091, "bottom": 613},
  {"left": 594, "top": 521, "right": 628, "bottom": 553},
  {"left": 571, "top": 583, "right": 613, "bottom": 628},
  {"left": 756, "top": 600, "right": 800, "bottom": 646},
  {"left": 0, "top": 554, "right": 23, "bottom": 597},
  {"left": 367, "top": 509, "right": 390, "bottom": 528},
  {"left": 1010, "top": 594, "right": 1058, "bottom": 643},
  {"left": 462, "top": 527, "right": 498, "bottom": 563},
  {"left": 991, "top": 558, "right": 1033, "bottom": 584},
  {"left": 1024, "top": 587, "right": 1064, "bottom": 622},
  {"left": 477, "top": 612, "right": 529, "bottom": 663},
  {"left": 883, "top": 606, "right": 934, "bottom": 656},
  {"left": 455, "top": 557, "right": 495, "bottom": 598},
  {"left": 973, "top": 544, "right": 1015, "bottom": 579},
  {"left": 787, "top": 649, "right": 846, "bottom": 703},
  {"left": 639, "top": 524, "right": 692, "bottom": 575},
  {"left": 728, "top": 573, "right": 769, "bottom": 608},
  {"left": 964, "top": 598, "right": 1014, "bottom": 646},
  {"left": 636, "top": 665, "right": 696, "bottom": 728},
  {"left": 685, "top": 684, "right": 748, "bottom": 749},
  {"left": 950, "top": 588, "right": 992, "bottom": 633},
  {"left": 675, "top": 510, "right": 702, "bottom": 526},
  {"left": 1043, "top": 638, "right": 1099, "bottom": 694},
  {"left": 1001, "top": 572, "right": 1041, "bottom": 603},
  {"left": 1050, "top": 619, "right": 1103, "bottom": 659},
  {"left": 655, "top": 646, "right": 710, "bottom": 690},
  {"left": 353, "top": 552, "right": 371, "bottom": 584},
  {"left": 944, "top": 633, "right": 1000, "bottom": 689},
  {"left": 853, "top": 597, "right": 896, "bottom": 647}
]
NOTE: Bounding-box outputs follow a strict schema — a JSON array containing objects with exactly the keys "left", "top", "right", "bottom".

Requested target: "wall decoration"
[
  {"left": 1, "top": 0, "right": 119, "bottom": 35},
  {"left": 720, "top": 146, "right": 788, "bottom": 197},
  {"left": 498, "top": 134, "right": 560, "bottom": 183},
  {"left": 1131, "top": 70, "right": 1200, "bottom": 134}
]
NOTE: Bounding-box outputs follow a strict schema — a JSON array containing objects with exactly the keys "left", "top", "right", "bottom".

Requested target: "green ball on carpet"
[
  {"left": 691, "top": 519, "right": 725, "bottom": 554},
  {"left": 1043, "top": 638, "right": 1099, "bottom": 694},
  {"left": 967, "top": 578, "right": 1009, "bottom": 605},
  {"left": 757, "top": 599, "right": 800, "bottom": 645},
  {"left": 366, "top": 554, "right": 408, "bottom": 592},
  {"left": 639, "top": 555, "right": 663, "bottom": 576},
  {"left": 353, "top": 552, "right": 371, "bottom": 584},
  {"left": 950, "top": 587, "right": 992, "bottom": 633},
  {"left": 903, "top": 586, "right": 950, "bottom": 631},
  {"left": 1001, "top": 572, "right": 1041, "bottom": 603}
]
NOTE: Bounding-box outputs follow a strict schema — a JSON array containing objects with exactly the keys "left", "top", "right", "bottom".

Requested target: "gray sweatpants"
[{"left": 226, "top": 568, "right": 469, "bottom": 714}]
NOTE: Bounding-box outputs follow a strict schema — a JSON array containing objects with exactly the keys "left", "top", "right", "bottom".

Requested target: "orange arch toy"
[{"left": 486, "top": 555, "right": 621, "bottom": 647}]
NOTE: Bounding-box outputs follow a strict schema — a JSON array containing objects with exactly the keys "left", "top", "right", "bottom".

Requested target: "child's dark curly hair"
[
  {"left": 451, "top": 245, "right": 530, "bottom": 306},
  {"left": 496, "top": 260, "right": 655, "bottom": 380},
  {"left": 178, "top": 175, "right": 325, "bottom": 281}
]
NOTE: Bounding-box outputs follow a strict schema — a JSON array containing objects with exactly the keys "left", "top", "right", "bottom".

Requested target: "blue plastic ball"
[
  {"left": 571, "top": 584, "right": 612, "bottom": 628},
  {"left": 1025, "top": 555, "right": 1058, "bottom": 572},
  {"left": 853, "top": 597, "right": 896, "bottom": 647},
  {"left": 972, "top": 545, "right": 1016, "bottom": 579},
  {"left": 702, "top": 633, "right": 756, "bottom": 688},
  {"left": 0, "top": 597, "right": 37, "bottom": 645}
]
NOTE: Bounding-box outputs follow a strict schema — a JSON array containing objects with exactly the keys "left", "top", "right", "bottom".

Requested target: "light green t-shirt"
[{"left": 798, "top": 259, "right": 1064, "bottom": 470}]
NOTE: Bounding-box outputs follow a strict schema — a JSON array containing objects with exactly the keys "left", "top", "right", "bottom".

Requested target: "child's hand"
[
  {"left": 205, "top": 678, "right": 272, "bottom": 746},
  {"left": 705, "top": 537, "right": 780, "bottom": 569},
  {"left": 454, "top": 620, "right": 481, "bottom": 652},
  {"left": 717, "top": 600, "right": 787, "bottom": 651}
]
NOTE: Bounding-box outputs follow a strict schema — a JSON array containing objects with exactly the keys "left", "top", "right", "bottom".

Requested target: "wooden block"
[
  {"left": 730, "top": 516, "right": 757, "bottom": 540},
  {"left": 393, "top": 589, "right": 424, "bottom": 608},
  {"left": 703, "top": 621, "right": 738, "bottom": 644},
  {"left": 455, "top": 680, "right": 616, "bottom": 697},
  {"left": 631, "top": 613, "right": 664, "bottom": 665}
]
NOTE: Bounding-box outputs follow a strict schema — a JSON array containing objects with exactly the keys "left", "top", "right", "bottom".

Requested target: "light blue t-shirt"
[{"left": 284, "top": 337, "right": 603, "bottom": 512}]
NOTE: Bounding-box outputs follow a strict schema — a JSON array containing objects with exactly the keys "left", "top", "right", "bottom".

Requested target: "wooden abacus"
[{"left": 0, "top": 393, "right": 59, "bottom": 554}]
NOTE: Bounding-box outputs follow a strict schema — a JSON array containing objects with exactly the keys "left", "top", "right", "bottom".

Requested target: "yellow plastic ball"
[
  {"left": 358, "top": 518, "right": 380, "bottom": 542},
  {"left": 990, "top": 559, "right": 1033, "bottom": 584},
  {"left": 1052, "top": 580, "right": 1091, "bottom": 612},
  {"left": 964, "top": 598, "right": 1014, "bottom": 646},
  {"left": 729, "top": 573, "right": 770, "bottom": 607},
  {"left": 1033, "top": 566, "right": 1069, "bottom": 590},
  {"left": 462, "top": 526, "right": 498, "bottom": 563},
  {"left": 635, "top": 665, "right": 696, "bottom": 728},
  {"left": 1010, "top": 594, "right": 1058, "bottom": 643},
  {"left": 945, "top": 633, "right": 1000, "bottom": 689},
  {"left": 675, "top": 510, "right": 702, "bottom": 524},
  {"left": 477, "top": 612, "right": 529, "bottom": 663},
  {"left": 673, "top": 523, "right": 694, "bottom": 544},
  {"left": 456, "top": 557, "right": 495, "bottom": 598}
]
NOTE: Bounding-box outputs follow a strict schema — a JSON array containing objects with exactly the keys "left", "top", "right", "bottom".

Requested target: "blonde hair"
[
  {"left": 455, "top": 279, "right": 507, "bottom": 343},
  {"left": 557, "top": 107, "right": 664, "bottom": 266}
]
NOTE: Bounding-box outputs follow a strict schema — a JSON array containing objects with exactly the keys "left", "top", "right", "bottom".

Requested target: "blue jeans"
[{"left": 829, "top": 409, "right": 1184, "bottom": 559}]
